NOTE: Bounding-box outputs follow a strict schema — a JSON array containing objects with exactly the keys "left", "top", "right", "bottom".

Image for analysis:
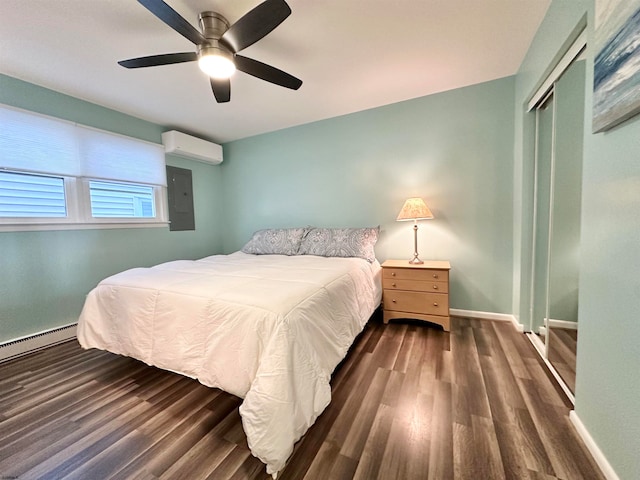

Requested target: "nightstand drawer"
[
  {"left": 383, "top": 267, "right": 449, "bottom": 283},
  {"left": 382, "top": 278, "right": 449, "bottom": 293},
  {"left": 383, "top": 290, "right": 449, "bottom": 316}
]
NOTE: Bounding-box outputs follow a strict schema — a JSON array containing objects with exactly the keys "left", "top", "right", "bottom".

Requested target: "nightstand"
[{"left": 381, "top": 259, "right": 451, "bottom": 331}]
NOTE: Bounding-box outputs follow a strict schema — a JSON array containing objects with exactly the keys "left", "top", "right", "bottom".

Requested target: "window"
[
  {"left": 0, "top": 104, "right": 167, "bottom": 230},
  {"left": 89, "top": 181, "right": 155, "bottom": 218},
  {"left": 0, "top": 171, "right": 66, "bottom": 218}
]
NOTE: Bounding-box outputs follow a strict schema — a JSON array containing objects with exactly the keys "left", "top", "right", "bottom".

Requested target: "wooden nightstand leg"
[{"left": 442, "top": 317, "right": 450, "bottom": 332}]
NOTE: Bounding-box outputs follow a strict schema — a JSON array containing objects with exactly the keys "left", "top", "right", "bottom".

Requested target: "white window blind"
[
  {"left": 0, "top": 104, "right": 166, "bottom": 186},
  {"left": 0, "top": 106, "right": 79, "bottom": 176},
  {"left": 77, "top": 126, "right": 166, "bottom": 186}
]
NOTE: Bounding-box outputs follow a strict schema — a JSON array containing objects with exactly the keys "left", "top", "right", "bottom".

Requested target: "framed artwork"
[{"left": 593, "top": 0, "right": 640, "bottom": 133}]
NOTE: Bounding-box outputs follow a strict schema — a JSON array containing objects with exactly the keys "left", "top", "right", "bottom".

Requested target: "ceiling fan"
[{"left": 118, "top": 0, "right": 303, "bottom": 103}]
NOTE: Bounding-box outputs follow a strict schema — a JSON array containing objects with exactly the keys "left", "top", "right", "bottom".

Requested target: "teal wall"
[
  {"left": 514, "top": 1, "right": 640, "bottom": 478},
  {"left": 578, "top": 2, "right": 640, "bottom": 477},
  {"left": 221, "top": 78, "right": 516, "bottom": 314},
  {"left": 0, "top": 74, "right": 224, "bottom": 342}
]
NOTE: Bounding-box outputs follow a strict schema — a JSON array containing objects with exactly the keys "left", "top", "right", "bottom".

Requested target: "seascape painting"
[{"left": 593, "top": 0, "right": 640, "bottom": 133}]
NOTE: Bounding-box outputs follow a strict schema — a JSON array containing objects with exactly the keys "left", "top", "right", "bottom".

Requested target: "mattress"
[{"left": 77, "top": 251, "right": 382, "bottom": 476}]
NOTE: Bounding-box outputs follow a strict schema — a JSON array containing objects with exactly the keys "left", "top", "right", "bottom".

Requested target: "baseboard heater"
[{"left": 0, "top": 323, "right": 77, "bottom": 363}]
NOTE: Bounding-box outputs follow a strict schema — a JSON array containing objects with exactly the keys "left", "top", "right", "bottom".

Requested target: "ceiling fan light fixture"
[
  {"left": 119, "top": 0, "right": 302, "bottom": 103},
  {"left": 198, "top": 45, "right": 236, "bottom": 79}
]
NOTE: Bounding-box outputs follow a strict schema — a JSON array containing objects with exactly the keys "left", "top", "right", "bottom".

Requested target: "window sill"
[{"left": 0, "top": 221, "right": 170, "bottom": 233}]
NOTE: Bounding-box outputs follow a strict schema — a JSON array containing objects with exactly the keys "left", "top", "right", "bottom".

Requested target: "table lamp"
[{"left": 396, "top": 197, "right": 433, "bottom": 264}]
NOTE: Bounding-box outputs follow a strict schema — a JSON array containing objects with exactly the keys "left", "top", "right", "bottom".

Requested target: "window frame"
[
  {"left": 78, "top": 178, "right": 168, "bottom": 226},
  {"left": 0, "top": 170, "right": 168, "bottom": 231},
  {"left": 0, "top": 104, "right": 169, "bottom": 232}
]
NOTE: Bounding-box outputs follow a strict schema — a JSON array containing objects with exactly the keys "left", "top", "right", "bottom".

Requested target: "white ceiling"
[{"left": 0, "top": 0, "right": 550, "bottom": 144}]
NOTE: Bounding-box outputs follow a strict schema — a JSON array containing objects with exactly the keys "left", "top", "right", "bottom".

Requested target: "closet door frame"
[{"left": 525, "top": 29, "right": 586, "bottom": 405}]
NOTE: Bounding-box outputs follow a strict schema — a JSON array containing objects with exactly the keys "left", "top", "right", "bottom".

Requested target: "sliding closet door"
[
  {"left": 547, "top": 59, "right": 585, "bottom": 325},
  {"left": 529, "top": 53, "right": 586, "bottom": 397},
  {"left": 546, "top": 58, "right": 586, "bottom": 393},
  {"left": 531, "top": 92, "right": 555, "bottom": 340}
]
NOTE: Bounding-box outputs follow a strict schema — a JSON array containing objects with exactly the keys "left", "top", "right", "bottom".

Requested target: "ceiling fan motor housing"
[{"left": 197, "top": 11, "right": 233, "bottom": 60}]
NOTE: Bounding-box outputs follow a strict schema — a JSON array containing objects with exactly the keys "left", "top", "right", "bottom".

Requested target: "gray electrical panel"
[{"left": 167, "top": 166, "right": 195, "bottom": 231}]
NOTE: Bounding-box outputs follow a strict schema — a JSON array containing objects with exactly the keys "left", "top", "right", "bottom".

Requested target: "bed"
[{"left": 77, "top": 227, "right": 382, "bottom": 477}]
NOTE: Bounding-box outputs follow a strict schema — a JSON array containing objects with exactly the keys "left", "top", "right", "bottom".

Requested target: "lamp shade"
[{"left": 396, "top": 197, "right": 433, "bottom": 221}]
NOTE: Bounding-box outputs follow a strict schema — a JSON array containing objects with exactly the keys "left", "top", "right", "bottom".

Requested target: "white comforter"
[{"left": 77, "top": 252, "right": 382, "bottom": 476}]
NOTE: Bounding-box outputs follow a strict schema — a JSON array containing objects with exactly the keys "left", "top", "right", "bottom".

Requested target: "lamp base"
[{"left": 409, "top": 223, "right": 424, "bottom": 264}]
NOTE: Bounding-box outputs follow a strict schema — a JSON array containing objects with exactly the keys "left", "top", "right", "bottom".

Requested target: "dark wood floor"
[
  {"left": 0, "top": 315, "right": 604, "bottom": 480},
  {"left": 548, "top": 327, "right": 578, "bottom": 393}
]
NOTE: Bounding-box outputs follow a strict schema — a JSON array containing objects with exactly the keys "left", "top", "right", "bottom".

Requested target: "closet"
[{"left": 528, "top": 33, "right": 586, "bottom": 400}]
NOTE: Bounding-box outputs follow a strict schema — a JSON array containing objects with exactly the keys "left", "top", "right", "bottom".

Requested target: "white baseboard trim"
[
  {"left": 569, "top": 411, "right": 619, "bottom": 480},
  {"left": 450, "top": 309, "right": 524, "bottom": 332},
  {"left": 0, "top": 323, "right": 77, "bottom": 363},
  {"left": 547, "top": 318, "right": 579, "bottom": 330}
]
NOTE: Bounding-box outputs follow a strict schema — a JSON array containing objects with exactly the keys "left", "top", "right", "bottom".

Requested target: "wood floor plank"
[
  {"left": 428, "top": 380, "right": 454, "bottom": 479},
  {"left": 115, "top": 397, "right": 242, "bottom": 478},
  {"left": 419, "top": 326, "right": 443, "bottom": 393},
  {"left": 0, "top": 316, "right": 605, "bottom": 480},
  {"left": 494, "top": 418, "right": 539, "bottom": 480},
  {"left": 59, "top": 428, "right": 153, "bottom": 480},
  {"left": 159, "top": 430, "right": 236, "bottom": 480},
  {"left": 339, "top": 367, "right": 391, "bottom": 459},
  {"left": 14, "top": 400, "right": 151, "bottom": 479},
  {"left": 453, "top": 421, "right": 475, "bottom": 480},
  {"left": 204, "top": 446, "right": 252, "bottom": 480},
  {"left": 376, "top": 388, "right": 433, "bottom": 480},
  {"left": 392, "top": 325, "right": 417, "bottom": 373},
  {"left": 547, "top": 327, "right": 577, "bottom": 393},
  {"left": 512, "top": 407, "right": 556, "bottom": 476},
  {"left": 479, "top": 354, "right": 520, "bottom": 425},
  {"left": 327, "top": 453, "right": 358, "bottom": 480},
  {"left": 492, "top": 321, "right": 535, "bottom": 380},
  {"left": 351, "top": 404, "right": 395, "bottom": 480},
  {"left": 471, "top": 414, "right": 506, "bottom": 480},
  {"left": 303, "top": 440, "right": 341, "bottom": 479},
  {"left": 451, "top": 321, "right": 492, "bottom": 419}
]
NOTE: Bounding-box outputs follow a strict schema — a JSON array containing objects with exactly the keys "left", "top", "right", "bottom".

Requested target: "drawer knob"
[
  {"left": 392, "top": 299, "right": 397, "bottom": 303},
  {"left": 432, "top": 274, "right": 438, "bottom": 279},
  {"left": 391, "top": 272, "right": 396, "bottom": 277},
  {"left": 432, "top": 285, "right": 438, "bottom": 290},
  {"left": 433, "top": 302, "right": 439, "bottom": 306},
  {"left": 392, "top": 283, "right": 396, "bottom": 287}
]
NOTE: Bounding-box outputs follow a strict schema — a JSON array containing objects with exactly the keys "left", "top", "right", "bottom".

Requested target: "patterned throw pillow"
[
  {"left": 298, "top": 227, "right": 380, "bottom": 263},
  {"left": 241, "top": 228, "right": 308, "bottom": 256}
]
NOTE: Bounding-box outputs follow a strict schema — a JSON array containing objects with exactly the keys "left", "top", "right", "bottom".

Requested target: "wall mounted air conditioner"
[{"left": 161, "top": 130, "right": 223, "bottom": 165}]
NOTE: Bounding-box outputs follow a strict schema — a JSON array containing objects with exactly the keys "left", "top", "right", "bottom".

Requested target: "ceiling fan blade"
[
  {"left": 235, "top": 55, "right": 302, "bottom": 90},
  {"left": 220, "top": 0, "right": 291, "bottom": 53},
  {"left": 118, "top": 52, "right": 197, "bottom": 68},
  {"left": 211, "top": 78, "right": 231, "bottom": 103},
  {"left": 138, "top": 0, "right": 204, "bottom": 45}
]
